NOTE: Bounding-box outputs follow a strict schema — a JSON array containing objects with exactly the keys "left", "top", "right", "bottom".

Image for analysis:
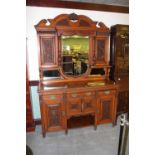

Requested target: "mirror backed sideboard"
[{"left": 35, "top": 13, "right": 118, "bottom": 137}]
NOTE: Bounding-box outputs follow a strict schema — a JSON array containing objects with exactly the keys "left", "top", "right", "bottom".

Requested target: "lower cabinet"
[
  {"left": 40, "top": 94, "right": 66, "bottom": 137},
  {"left": 39, "top": 88, "right": 117, "bottom": 137}
]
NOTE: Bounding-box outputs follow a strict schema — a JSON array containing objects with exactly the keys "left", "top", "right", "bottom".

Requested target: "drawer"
[
  {"left": 67, "top": 99, "right": 82, "bottom": 116},
  {"left": 42, "top": 94, "right": 63, "bottom": 101},
  {"left": 83, "top": 91, "right": 95, "bottom": 97},
  {"left": 67, "top": 93, "right": 83, "bottom": 99},
  {"left": 97, "top": 90, "right": 115, "bottom": 96}
]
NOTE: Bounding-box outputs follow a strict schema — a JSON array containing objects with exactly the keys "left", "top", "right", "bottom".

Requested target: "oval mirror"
[{"left": 61, "top": 35, "right": 89, "bottom": 76}]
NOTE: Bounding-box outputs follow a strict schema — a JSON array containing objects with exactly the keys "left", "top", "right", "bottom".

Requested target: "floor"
[{"left": 27, "top": 121, "right": 121, "bottom": 155}]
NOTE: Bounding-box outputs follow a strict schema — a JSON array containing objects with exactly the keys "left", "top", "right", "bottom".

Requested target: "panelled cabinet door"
[
  {"left": 44, "top": 103, "right": 62, "bottom": 131},
  {"left": 39, "top": 34, "right": 58, "bottom": 67},
  {"left": 98, "top": 96, "right": 115, "bottom": 124},
  {"left": 67, "top": 99, "right": 82, "bottom": 116},
  {"left": 95, "top": 36, "right": 109, "bottom": 65},
  {"left": 82, "top": 98, "right": 95, "bottom": 113}
]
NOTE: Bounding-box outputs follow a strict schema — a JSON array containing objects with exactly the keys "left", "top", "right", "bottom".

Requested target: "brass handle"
[
  {"left": 85, "top": 92, "right": 91, "bottom": 96},
  {"left": 50, "top": 95, "right": 56, "bottom": 100},
  {"left": 104, "top": 90, "right": 110, "bottom": 95},
  {"left": 71, "top": 93, "right": 77, "bottom": 97}
]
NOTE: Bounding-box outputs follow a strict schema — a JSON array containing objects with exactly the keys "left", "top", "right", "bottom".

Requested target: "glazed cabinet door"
[
  {"left": 97, "top": 90, "right": 116, "bottom": 124},
  {"left": 95, "top": 36, "right": 109, "bottom": 65},
  {"left": 39, "top": 34, "right": 58, "bottom": 67}
]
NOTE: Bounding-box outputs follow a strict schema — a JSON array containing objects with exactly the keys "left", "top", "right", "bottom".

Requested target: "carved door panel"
[
  {"left": 97, "top": 95, "right": 115, "bottom": 124},
  {"left": 67, "top": 99, "right": 82, "bottom": 116},
  {"left": 39, "top": 34, "right": 58, "bottom": 67},
  {"left": 82, "top": 98, "right": 95, "bottom": 113},
  {"left": 95, "top": 37, "right": 108, "bottom": 65},
  {"left": 44, "top": 102, "right": 63, "bottom": 131}
]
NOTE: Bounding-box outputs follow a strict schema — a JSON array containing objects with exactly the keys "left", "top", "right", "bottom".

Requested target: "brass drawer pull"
[
  {"left": 85, "top": 92, "right": 91, "bottom": 96},
  {"left": 71, "top": 93, "right": 77, "bottom": 97},
  {"left": 50, "top": 95, "right": 56, "bottom": 100},
  {"left": 104, "top": 90, "right": 110, "bottom": 95}
]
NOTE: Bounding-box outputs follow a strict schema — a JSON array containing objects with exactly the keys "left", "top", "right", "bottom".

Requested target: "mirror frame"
[{"left": 60, "top": 34, "right": 90, "bottom": 78}]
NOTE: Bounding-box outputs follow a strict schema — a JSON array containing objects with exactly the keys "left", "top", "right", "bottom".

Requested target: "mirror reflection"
[{"left": 61, "top": 35, "right": 89, "bottom": 76}]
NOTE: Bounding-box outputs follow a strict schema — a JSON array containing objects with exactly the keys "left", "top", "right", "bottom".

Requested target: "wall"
[{"left": 27, "top": 6, "right": 129, "bottom": 119}]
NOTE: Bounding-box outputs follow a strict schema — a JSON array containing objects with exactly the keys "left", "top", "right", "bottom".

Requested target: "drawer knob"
[
  {"left": 50, "top": 95, "right": 56, "bottom": 100},
  {"left": 104, "top": 90, "right": 110, "bottom": 95},
  {"left": 85, "top": 92, "right": 91, "bottom": 96}
]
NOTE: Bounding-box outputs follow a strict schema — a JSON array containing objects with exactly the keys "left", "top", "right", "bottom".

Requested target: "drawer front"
[
  {"left": 42, "top": 94, "right": 63, "bottom": 101},
  {"left": 67, "top": 99, "right": 82, "bottom": 116},
  {"left": 82, "top": 98, "right": 95, "bottom": 113},
  {"left": 97, "top": 90, "right": 116, "bottom": 96},
  {"left": 83, "top": 91, "right": 95, "bottom": 97},
  {"left": 67, "top": 92, "right": 83, "bottom": 99}
]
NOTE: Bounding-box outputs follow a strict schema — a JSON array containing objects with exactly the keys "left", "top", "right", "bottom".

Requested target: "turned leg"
[
  {"left": 94, "top": 114, "right": 97, "bottom": 130},
  {"left": 42, "top": 130, "right": 46, "bottom": 138},
  {"left": 65, "top": 129, "right": 68, "bottom": 135}
]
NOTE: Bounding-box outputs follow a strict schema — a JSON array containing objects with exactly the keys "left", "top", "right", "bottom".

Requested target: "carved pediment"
[{"left": 35, "top": 13, "right": 109, "bottom": 33}]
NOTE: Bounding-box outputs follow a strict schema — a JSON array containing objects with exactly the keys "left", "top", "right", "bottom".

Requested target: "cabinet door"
[
  {"left": 82, "top": 98, "right": 95, "bottom": 113},
  {"left": 44, "top": 102, "right": 63, "bottom": 131},
  {"left": 82, "top": 92, "right": 95, "bottom": 113},
  {"left": 95, "top": 36, "right": 108, "bottom": 65},
  {"left": 97, "top": 94, "right": 116, "bottom": 124},
  {"left": 39, "top": 34, "right": 58, "bottom": 67},
  {"left": 67, "top": 99, "right": 82, "bottom": 116}
]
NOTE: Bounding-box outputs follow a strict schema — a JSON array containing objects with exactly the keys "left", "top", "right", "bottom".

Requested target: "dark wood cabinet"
[
  {"left": 35, "top": 13, "right": 118, "bottom": 137},
  {"left": 110, "top": 24, "right": 129, "bottom": 115}
]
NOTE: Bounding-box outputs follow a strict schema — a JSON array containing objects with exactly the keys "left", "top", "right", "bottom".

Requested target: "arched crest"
[{"left": 35, "top": 13, "right": 109, "bottom": 33}]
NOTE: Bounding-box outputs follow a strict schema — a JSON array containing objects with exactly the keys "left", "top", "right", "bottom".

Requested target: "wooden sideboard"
[
  {"left": 35, "top": 13, "right": 118, "bottom": 137},
  {"left": 39, "top": 81, "right": 118, "bottom": 137}
]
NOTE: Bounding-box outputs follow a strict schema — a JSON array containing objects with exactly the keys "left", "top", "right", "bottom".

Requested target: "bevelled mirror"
[{"left": 61, "top": 35, "right": 89, "bottom": 76}]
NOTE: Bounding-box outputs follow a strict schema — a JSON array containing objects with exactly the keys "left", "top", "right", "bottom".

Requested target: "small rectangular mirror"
[{"left": 61, "top": 35, "right": 89, "bottom": 76}]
